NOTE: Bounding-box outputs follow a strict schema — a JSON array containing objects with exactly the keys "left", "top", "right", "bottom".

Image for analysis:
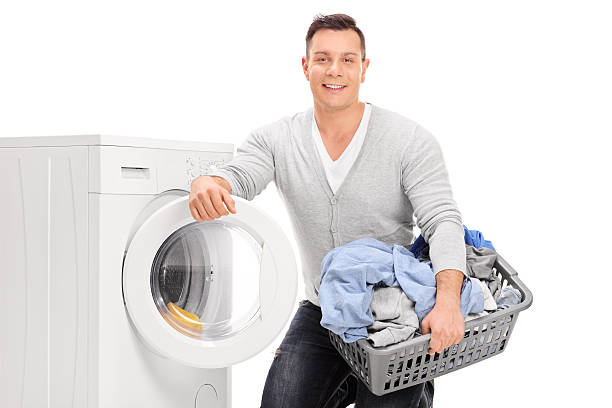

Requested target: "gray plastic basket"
[{"left": 328, "top": 253, "right": 533, "bottom": 396}]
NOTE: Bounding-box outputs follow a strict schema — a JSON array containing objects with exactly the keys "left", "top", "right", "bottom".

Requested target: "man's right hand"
[{"left": 189, "top": 176, "right": 236, "bottom": 222}]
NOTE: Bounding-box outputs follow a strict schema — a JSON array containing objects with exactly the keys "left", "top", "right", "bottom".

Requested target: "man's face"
[{"left": 302, "top": 29, "right": 370, "bottom": 112}]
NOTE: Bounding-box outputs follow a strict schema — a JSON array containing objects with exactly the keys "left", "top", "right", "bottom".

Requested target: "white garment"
[
  {"left": 476, "top": 278, "right": 498, "bottom": 311},
  {"left": 465, "top": 279, "right": 498, "bottom": 323},
  {"left": 311, "top": 102, "right": 372, "bottom": 194}
]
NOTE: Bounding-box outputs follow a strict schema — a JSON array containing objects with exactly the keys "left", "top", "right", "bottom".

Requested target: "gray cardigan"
[{"left": 206, "top": 103, "right": 467, "bottom": 306}]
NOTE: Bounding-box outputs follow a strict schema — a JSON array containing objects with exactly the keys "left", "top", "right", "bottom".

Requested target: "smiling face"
[{"left": 302, "top": 29, "right": 370, "bottom": 112}]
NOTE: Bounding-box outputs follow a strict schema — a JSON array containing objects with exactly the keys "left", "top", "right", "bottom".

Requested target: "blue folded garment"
[
  {"left": 319, "top": 237, "right": 484, "bottom": 343},
  {"left": 409, "top": 225, "right": 495, "bottom": 259}
]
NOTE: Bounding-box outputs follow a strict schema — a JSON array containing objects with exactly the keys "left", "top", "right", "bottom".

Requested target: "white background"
[{"left": 1, "top": 0, "right": 610, "bottom": 406}]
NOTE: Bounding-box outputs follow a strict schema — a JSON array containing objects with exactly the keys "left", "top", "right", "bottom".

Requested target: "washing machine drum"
[
  {"left": 150, "top": 222, "right": 254, "bottom": 341},
  {"left": 152, "top": 226, "right": 214, "bottom": 339}
]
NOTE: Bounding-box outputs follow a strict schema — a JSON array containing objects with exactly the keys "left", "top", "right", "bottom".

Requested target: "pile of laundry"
[{"left": 319, "top": 226, "right": 522, "bottom": 348}]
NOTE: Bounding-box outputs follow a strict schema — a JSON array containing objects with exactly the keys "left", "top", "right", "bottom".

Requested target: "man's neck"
[{"left": 313, "top": 101, "right": 365, "bottom": 142}]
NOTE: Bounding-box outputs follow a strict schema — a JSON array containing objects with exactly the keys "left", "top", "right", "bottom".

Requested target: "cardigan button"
[{"left": 331, "top": 197, "right": 337, "bottom": 204}]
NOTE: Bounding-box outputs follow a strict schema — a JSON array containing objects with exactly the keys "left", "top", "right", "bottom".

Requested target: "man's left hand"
[{"left": 421, "top": 302, "right": 465, "bottom": 355}]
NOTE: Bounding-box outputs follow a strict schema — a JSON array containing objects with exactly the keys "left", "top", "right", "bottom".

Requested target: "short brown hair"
[{"left": 305, "top": 13, "right": 366, "bottom": 62}]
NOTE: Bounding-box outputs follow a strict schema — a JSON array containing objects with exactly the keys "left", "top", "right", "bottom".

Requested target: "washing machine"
[{"left": 0, "top": 135, "right": 298, "bottom": 407}]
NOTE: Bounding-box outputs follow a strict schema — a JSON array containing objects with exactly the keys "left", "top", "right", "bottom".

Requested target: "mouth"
[{"left": 322, "top": 83, "right": 346, "bottom": 93}]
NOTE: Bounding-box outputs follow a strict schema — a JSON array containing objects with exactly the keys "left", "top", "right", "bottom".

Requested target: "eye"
[
  {"left": 318, "top": 57, "right": 327, "bottom": 62},
  {"left": 344, "top": 58, "right": 353, "bottom": 63}
]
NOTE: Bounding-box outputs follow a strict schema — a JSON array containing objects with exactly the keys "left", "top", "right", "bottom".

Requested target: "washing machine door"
[{"left": 122, "top": 190, "right": 298, "bottom": 368}]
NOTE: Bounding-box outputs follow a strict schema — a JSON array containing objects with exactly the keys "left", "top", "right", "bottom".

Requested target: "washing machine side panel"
[{"left": 0, "top": 147, "right": 89, "bottom": 408}]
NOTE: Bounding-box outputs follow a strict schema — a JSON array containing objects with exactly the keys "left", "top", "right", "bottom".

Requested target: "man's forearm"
[
  {"left": 435, "top": 269, "right": 464, "bottom": 307},
  {"left": 210, "top": 176, "right": 232, "bottom": 194}
]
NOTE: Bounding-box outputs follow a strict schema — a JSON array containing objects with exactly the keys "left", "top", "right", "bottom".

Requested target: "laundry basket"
[{"left": 328, "top": 252, "right": 533, "bottom": 396}]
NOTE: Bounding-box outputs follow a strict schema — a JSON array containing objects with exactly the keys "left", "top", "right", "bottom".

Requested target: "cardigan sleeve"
[
  {"left": 400, "top": 124, "right": 467, "bottom": 277},
  {"left": 205, "top": 120, "right": 282, "bottom": 201}
]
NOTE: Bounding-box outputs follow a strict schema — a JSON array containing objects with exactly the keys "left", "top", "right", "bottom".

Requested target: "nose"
[{"left": 326, "top": 58, "right": 343, "bottom": 77}]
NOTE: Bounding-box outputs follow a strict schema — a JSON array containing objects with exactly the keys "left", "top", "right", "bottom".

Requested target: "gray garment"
[
  {"left": 206, "top": 104, "right": 466, "bottom": 307},
  {"left": 489, "top": 272, "right": 503, "bottom": 302},
  {"left": 367, "top": 287, "right": 419, "bottom": 347},
  {"left": 465, "top": 245, "right": 502, "bottom": 300}
]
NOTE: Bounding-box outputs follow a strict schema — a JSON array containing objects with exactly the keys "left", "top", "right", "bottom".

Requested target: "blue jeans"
[{"left": 260, "top": 299, "right": 434, "bottom": 408}]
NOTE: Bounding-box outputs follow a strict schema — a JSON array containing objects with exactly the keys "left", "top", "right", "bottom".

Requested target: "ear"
[
  {"left": 360, "top": 58, "right": 370, "bottom": 83},
  {"left": 302, "top": 56, "right": 310, "bottom": 81}
]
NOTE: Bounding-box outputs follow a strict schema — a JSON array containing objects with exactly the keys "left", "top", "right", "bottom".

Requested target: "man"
[{"left": 190, "top": 13, "right": 467, "bottom": 408}]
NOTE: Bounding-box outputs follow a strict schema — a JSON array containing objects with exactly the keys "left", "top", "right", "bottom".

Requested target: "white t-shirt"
[{"left": 311, "top": 102, "right": 372, "bottom": 194}]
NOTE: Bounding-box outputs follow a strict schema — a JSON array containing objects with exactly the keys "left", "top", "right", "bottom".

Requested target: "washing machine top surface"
[{"left": 0, "top": 134, "right": 232, "bottom": 152}]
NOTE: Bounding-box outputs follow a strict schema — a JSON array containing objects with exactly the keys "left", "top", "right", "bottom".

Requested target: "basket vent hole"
[{"left": 421, "top": 367, "right": 428, "bottom": 379}]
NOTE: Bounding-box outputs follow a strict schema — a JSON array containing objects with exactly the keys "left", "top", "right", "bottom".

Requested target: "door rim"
[{"left": 122, "top": 194, "right": 297, "bottom": 368}]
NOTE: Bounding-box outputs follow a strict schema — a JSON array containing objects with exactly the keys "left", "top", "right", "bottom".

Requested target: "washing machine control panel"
[{"left": 185, "top": 155, "right": 227, "bottom": 187}]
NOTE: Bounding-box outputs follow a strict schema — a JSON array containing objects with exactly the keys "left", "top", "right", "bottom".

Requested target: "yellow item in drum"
[{"left": 167, "top": 302, "right": 203, "bottom": 331}]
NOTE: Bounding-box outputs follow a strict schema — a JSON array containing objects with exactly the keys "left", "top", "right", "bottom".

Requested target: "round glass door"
[
  {"left": 151, "top": 221, "right": 262, "bottom": 341},
  {"left": 122, "top": 192, "right": 298, "bottom": 368}
]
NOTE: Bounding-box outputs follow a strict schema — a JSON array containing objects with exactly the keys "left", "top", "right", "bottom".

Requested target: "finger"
[
  {"left": 193, "top": 194, "right": 210, "bottom": 221},
  {"left": 421, "top": 319, "right": 430, "bottom": 335},
  {"left": 452, "top": 324, "right": 464, "bottom": 345},
  {"left": 210, "top": 190, "right": 229, "bottom": 216},
  {"left": 198, "top": 192, "right": 219, "bottom": 219},
  {"left": 189, "top": 200, "right": 202, "bottom": 222},
  {"left": 444, "top": 333, "right": 455, "bottom": 350},
  {"left": 437, "top": 334, "right": 452, "bottom": 354},
  {"left": 428, "top": 333, "right": 441, "bottom": 355},
  {"left": 189, "top": 193, "right": 205, "bottom": 221},
  {"left": 222, "top": 190, "right": 236, "bottom": 214}
]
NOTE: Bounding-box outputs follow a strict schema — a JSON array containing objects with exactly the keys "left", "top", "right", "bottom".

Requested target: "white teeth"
[{"left": 324, "top": 84, "right": 345, "bottom": 89}]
